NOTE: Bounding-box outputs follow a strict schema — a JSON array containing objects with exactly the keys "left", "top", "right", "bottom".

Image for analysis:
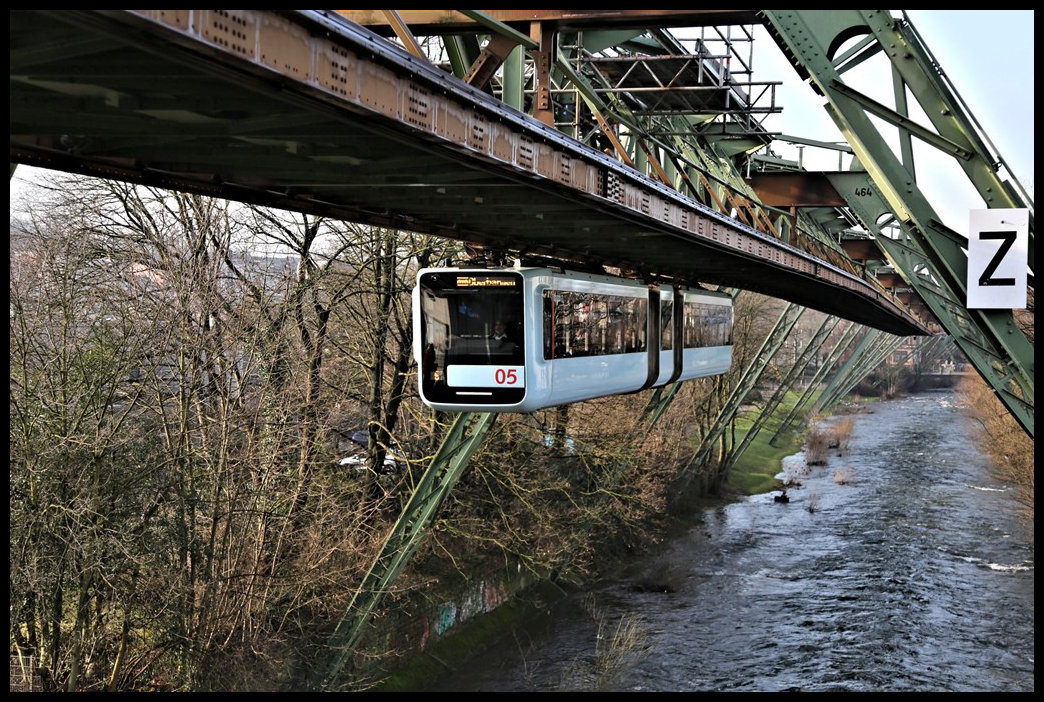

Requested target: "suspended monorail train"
[{"left": 413, "top": 267, "right": 733, "bottom": 412}]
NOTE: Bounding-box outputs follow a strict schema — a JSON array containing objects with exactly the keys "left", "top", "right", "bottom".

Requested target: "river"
[{"left": 425, "top": 389, "right": 1034, "bottom": 692}]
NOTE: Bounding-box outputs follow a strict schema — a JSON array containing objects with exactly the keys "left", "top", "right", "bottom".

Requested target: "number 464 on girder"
[{"left": 967, "top": 208, "right": 1029, "bottom": 309}]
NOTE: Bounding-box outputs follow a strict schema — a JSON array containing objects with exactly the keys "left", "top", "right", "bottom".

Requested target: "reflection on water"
[{"left": 429, "top": 390, "right": 1034, "bottom": 692}]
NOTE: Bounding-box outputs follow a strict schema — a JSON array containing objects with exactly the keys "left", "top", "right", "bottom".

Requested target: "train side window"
[
  {"left": 680, "top": 299, "right": 733, "bottom": 348},
  {"left": 543, "top": 288, "right": 646, "bottom": 358}
]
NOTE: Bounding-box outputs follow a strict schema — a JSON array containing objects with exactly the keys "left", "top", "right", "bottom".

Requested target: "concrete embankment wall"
[{"left": 357, "top": 560, "right": 560, "bottom": 688}]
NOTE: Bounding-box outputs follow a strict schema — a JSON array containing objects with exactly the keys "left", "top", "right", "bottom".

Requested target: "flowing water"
[{"left": 427, "top": 389, "right": 1034, "bottom": 692}]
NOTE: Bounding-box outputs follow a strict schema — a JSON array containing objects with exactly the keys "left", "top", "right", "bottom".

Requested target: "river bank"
[
  {"left": 405, "top": 388, "right": 1035, "bottom": 692},
  {"left": 368, "top": 395, "right": 821, "bottom": 690}
]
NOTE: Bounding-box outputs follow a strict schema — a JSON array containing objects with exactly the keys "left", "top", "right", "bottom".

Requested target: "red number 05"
[{"left": 495, "top": 368, "right": 518, "bottom": 385}]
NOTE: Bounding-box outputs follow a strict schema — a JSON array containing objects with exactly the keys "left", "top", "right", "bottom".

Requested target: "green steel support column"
[
  {"left": 663, "top": 151, "right": 678, "bottom": 190},
  {"left": 638, "top": 382, "right": 683, "bottom": 429},
  {"left": 501, "top": 44, "right": 525, "bottom": 111},
  {"left": 444, "top": 35, "right": 480, "bottom": 80},
  {"left": 768, "top": 318, "right": 851, "bottom": 445},
  {"left": 929, "top": 336, "right": 957, "bottom": 366},
  {"left": 815, "top": 331, "right": 905, "bottom": 416},
  {"left": 770, "top": 320, "right": 861, "bottom": 443},
  {"left": 723, "top": 314, "right": 842, "bottom": 472},
  {"left": 761, "top": 10, "right": 1033, "bottom": 437},
  {"left": 841, "top": 334, "right": 911, "bottom": 402},
  {"left": 811, "top": 328, "right": 881, "bottom": 416},
  {"left": 632, "top": 133, "right": 649, "bottom": 176},
  {"left": 833, "top": 333, "right": 905, "bottom": 408},
  {"left": 683, "top": 303, "right": 805, "bottom": 476},
  {"left": 315, "top": 411, "right": 498, "bottom": 690},
  {"left": 913, "top": 335, "right": 947, "bottom": 371}
]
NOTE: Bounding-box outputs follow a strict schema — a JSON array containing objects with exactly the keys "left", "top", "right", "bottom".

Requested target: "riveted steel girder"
[{"left": 8, "top": 9, "right": 929, "bottom": 337}]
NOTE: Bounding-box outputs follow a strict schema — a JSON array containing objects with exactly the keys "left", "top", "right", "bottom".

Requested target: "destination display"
[{"left": 455, "top": 275, "right": 519, "bottom": 288}]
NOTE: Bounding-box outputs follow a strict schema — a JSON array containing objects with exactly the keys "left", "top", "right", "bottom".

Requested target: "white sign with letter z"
[{"left": 967, "top": 208, "right": 1029, "bottom": 309}]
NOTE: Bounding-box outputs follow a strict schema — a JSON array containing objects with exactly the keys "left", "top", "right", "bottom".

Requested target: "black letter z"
[{"left": 977, "top": 230, "right": 1016, "bottom": 287}]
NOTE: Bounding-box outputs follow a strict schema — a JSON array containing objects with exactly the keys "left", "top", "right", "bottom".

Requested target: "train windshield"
[{"left": 417, "top": 270, "right": 526, "bottom": 406}]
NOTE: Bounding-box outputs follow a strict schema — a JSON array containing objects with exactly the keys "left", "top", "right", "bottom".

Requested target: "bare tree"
[
  {"left": 11, "top": 179, "right": 183, "bottom": 690},
  {"left": 10, "top": 172, "right": 800, "bottom": 691},
  {"left": 312, "top": 219, "right": 459, "bottom": 501}
]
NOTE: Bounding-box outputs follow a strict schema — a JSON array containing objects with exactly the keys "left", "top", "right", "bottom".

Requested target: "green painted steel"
[
  {"left": 639, "top": 382, "right": 683, "bottom": 429},
  {"left": 723, "top": 314, "right": 844, "bottom": 472},
  {"left": 314, "top": 15, "right": 1037, "bottom": 682},
  {"left": 682, "top": 303, "right": 805, "bottom": 481},
  {"left": 770, "top": 320, "right": 860, "bottom": 444},
  {"left": 911, "top": 335, "right": 948, "bottom": 373},
  {"left": 814, "top": 330, "right": 905, "bottom": 416},
  {"left": 443, "top": 35, "right": 477, "bottom": 79},
  {"left": 831, "top": 169, "right": 1032, "bottom": 436},
  {"left": 501, "top": 45, "right": 526, "bottom": 111},
  {"left": 762, "top": 10, "right": 1033, "bottom": 437},
  {"left": 812, "top": 329, "right": 881, "bottom": 416},
  {"left": 315, "top": 411, "right": 498, "bottom": 690},
  {"left": 10, "top": 14, "right": 1033, "bottom": 690}
]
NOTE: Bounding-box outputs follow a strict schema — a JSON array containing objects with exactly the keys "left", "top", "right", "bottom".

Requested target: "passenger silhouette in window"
[{"left": 488, "top": 318, "right": 519, "bottom": 358}]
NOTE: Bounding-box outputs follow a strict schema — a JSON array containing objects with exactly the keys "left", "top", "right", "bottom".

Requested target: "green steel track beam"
[
  {"left": 315, "top": 411, "right": 498, "bottom": 690},
  {"left": 761, "top": 10, "right": 1033, "bottom": 437}
]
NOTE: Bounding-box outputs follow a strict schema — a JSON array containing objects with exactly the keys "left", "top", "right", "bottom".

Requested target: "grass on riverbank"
[
  {"left": 726, "top": 430, "right": 802, "bottom": 496},
  {"left": 722, "top": 390, "right": 823, "bottom": 498}
]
